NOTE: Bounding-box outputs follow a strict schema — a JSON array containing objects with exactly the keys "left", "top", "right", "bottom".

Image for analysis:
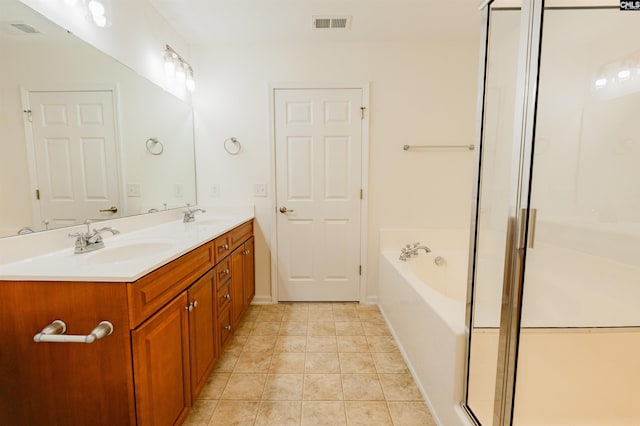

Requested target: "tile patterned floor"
[{"left": 184, "top": 303, "right": 437, "bottom": 426}]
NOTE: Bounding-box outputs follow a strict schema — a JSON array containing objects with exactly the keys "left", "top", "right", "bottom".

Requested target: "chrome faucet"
[
  {"left": 399, "top": 242, "right": 431, "bottom": 261},
  {"left": 69, "top": 220, "right": 120, "bottom": 254},
  {"left": 183, "top": 203, "right": 206, "bottom": 223}
]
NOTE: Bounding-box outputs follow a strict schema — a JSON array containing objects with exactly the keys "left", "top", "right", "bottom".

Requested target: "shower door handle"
[{"left": 518, "top": 208, "right": 537, "bottom": 249}]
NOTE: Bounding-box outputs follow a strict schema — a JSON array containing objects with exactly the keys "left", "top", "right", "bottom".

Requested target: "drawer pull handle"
[
  {"left": 224, "top": 325, "right": 232, "bottom": 331},
  {"left": 222, "top": 244, "right": 229, "bottom": 250},
  {"left": 34, "top": 320, "right": 113, "bottom": 344},
  {"left": 224, "top": 269, "right": 230, "bottom": 275},
  {"left": 224, "top": 294, "right": 230, "bottom": 300}
]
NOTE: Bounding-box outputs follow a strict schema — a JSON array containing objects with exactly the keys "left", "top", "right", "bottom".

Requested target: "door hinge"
[
  {"left": 359, "top": 265, "right": 362, "bottom": 276},
  {"left": 360, "top": 189, "right": 363, "bottom": 200},
  {"left": 24, "top": 109, "right": 32, "bottom": 122},
  {"left": 35, "top": 189, "right": 40, "bottom": 200},
  {"left": 360, "top": 106, "right": 366, "bottom": 120}
]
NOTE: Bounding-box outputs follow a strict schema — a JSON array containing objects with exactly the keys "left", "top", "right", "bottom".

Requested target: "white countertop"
[{"left": 0, "top": 211, "right": 253, "bottom": 282}]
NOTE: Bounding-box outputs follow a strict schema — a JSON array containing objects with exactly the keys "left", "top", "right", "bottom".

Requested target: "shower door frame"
[
  {"left": 462, "top": 0, "right": 544, "bottom": 424},
  {"left": 463, "top": 1, "right": 626, "bottom": 425}
]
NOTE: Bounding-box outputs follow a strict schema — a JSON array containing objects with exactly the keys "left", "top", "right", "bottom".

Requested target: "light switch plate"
[
  {"left": 174, "top": 183, "right": 184, "bottom": 198},
  {"left": 254, "top": 183, "right": 268, "bottom": 197},
  {"left": 210, "top": 184, "right": 220, "bottom": 198},
  {"left": 126, "top": 183, "right": 141, "bottom": 197}
]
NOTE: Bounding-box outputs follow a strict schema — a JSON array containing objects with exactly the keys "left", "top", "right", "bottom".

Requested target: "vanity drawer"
[
  {"left": 216, "top": 257, "right": 231, "bottom": 287},
  {"left": 219, "top": 307, "right": 232, "bottom": 347},
  {"left": 217, "top": 281, "right": 231, "bottom": 311},
  {"left": 229, "top": 220, "right": 253, "bottom": 251},
  {"left": 127, "top": 242, "right": 215, "bottom": 328},
  {"left": 214, "top": 234, "right": 231, "bottom": 261}
]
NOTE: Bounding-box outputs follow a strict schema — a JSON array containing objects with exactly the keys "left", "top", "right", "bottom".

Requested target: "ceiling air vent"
[
  {"left": 313, "top": 16, "right": 352, "bottom": 30},
  {"left": 10, "top": 23, "right": 40, "bottom": 34}
]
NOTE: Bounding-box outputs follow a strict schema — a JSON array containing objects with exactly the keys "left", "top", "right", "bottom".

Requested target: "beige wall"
[{"left": 192, "top": 41, "right": 480, "bottom": 302}]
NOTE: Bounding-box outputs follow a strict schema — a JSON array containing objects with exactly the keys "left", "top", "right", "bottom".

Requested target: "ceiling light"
[{"left": 594, "top": 77, "right": 607, "bottom": 88}]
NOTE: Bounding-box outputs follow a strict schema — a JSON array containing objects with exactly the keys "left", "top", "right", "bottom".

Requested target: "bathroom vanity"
[{"left": 0, "top": 216, "right": 255, "bottom": 425}]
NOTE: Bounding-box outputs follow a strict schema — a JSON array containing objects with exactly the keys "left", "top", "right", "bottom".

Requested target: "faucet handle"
[{"left": 68, "top": 232, "right": 82, "bottom": 238}]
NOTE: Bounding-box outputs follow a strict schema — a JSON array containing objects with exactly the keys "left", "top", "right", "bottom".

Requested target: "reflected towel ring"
[
  {"left": 145, "top": 138, "right": 164, "bottom": 155},
  {"left": 224, "top": 137, "right": 241, "bottom": 155}
]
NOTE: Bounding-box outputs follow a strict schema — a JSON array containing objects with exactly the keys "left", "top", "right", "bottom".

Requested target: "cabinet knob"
[
  {"left": 224, "top": 325, "right": 231, "bottom": 331},
  {"left": 224, "top": 269, "right": 230, "bottom": 275},
  {"left": 185, "top": 303, "right": 194, "bottom": 312},
  {"left": 224, "top": 244, "right": 229, "bottom": 250},
  {"left": 193, "top": 300, "right": 198, "bottom": 309},
  {"left": 224, "top": 294, "right": 230, "bottom": 300}
]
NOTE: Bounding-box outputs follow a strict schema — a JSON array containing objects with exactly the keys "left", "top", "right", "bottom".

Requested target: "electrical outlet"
[
  {"left": 210, "top": 183, "right": 220, "bottom": 198},
  {"left": 254, "top": 183, "right": 268, "bottom": 197},
  {"left": 126, "top": 183, "right": 141, "bottom": 197},
  {"left": 174, "top": 183, "right": 184, "bottom": 198}
]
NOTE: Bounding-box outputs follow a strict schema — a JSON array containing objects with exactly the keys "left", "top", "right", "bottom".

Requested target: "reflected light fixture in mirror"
[
  {"left": 164, "top": 44, "right": 195, "bottom": 92},
  {"left": 60, "top": 0, "right": 112, "bottom": 28}
]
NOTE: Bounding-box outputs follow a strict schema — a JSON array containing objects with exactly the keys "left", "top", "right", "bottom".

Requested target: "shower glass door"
[
  {"left": 513, "top": 4, "right": 640, "bottom": 424},
  {"left": 465, "top": 1, "right": 523, "bottom": 423}
]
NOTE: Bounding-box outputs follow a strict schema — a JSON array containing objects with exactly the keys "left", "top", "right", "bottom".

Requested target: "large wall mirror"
[{"left": 0, "top": 0, "right": 197, "bottom": 237}]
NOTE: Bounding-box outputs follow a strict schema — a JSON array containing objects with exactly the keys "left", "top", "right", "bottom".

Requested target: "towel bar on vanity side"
[{"left": 33, "top": 320, "right": 114, "bottom": 343}]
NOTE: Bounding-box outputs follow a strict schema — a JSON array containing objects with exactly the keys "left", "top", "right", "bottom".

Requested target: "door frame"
[
  {"left": 20, "top": 85, "right": 125, "bottom": 228},
  {"left": 268, "top": 82, "right": 370, "bottom": 303}
]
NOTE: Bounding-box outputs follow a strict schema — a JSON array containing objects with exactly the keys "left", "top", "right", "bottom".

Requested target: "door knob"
[
  {"left": 99, "top": 206, "right": 118, "bottom": 213},
  {"left": 279, "top": 206, "right": 294, "bottom": 213}
]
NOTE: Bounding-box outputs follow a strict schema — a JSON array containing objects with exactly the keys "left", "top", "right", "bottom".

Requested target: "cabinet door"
[
  {"left": 230, "top": 247, "right": 245, "bottom": 328},
  {"left": 188, "top": 269, "right": 217, "bottom": 398},
  {"left": 132, "top": 293, "right": 190, "bottom": 426},
  {"left": 243, "top": 237, "right": 255, "bottom": 309}
]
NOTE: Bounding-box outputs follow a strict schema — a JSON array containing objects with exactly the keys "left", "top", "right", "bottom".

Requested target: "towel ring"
[
  {"left": 224, "top": 137, "right": 241, "bottom": 155},
  {"left": 145, "top": 138, "right": 163, "bottom": 155}
]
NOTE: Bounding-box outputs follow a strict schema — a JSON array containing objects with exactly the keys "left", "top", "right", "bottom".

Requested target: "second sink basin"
[{"left": 83, "top": 241, "right": 174, "bottom": 265}]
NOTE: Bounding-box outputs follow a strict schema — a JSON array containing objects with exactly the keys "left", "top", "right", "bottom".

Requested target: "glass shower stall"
[{"left": 463, "top": 0, "right": 640, "bottom": 424}]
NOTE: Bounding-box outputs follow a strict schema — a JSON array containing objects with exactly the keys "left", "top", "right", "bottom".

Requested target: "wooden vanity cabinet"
[
  {"left": 0, "top": 219, "right": 254, "bottom": 426},
  {"left": 230, "top": 236, "right": 255, "bottom": 328},
  {"left": 132, "top": 292, "right": 191, "bottom": 426}
]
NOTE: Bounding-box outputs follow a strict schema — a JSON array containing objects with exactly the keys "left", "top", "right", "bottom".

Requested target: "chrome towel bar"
[
  {"left": 403, "top": 144, "right": 475, "bottom": 151},
  {"left": 33, "top": 320, "right": 114, "bottom": 343}
]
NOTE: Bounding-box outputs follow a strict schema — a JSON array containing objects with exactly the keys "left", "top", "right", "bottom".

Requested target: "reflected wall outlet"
[
  {"left": 174, "top": 183, "right": 184, "bottom": 198},
  {"left": 210, "top": 183, "right": 220, "bottom": 198},
  {"left": 126, "top": 183, "right": 141, "bottom": 197},
  {"left": 254, "top": 183, "right": 268, "bottom": 197}
]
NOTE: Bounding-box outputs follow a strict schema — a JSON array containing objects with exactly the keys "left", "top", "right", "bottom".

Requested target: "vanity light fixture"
[{"left": 163, "top": 44, "right": 195, "bottom": 92}]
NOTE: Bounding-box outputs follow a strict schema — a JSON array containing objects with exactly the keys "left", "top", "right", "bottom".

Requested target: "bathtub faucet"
[{"left": 399, "top": 242, "right": 431, "bottom": 261}]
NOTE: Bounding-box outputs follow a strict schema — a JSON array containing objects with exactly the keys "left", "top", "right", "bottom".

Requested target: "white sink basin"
[
  {"left": 83, "top": 241, "right": 174, "bottom": 264},
  {"left": 189, "top": 218, "right": 234, "bottom": 227}
]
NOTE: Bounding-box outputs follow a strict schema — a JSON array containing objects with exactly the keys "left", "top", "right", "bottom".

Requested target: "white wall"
[
  {"left": 192, "top": 41, "right": 479, "bottom": 302},
  {"left": 19, "top": 0, "right": 190, "bottom": 99}
]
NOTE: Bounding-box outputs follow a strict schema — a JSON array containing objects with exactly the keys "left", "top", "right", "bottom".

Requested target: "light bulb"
[
  {"left": 92, "top": 13, "right": 107, "bottom": 27},
  {"left": 594, "top": 77, "right": 607, "bottom": 88},
  {"left": 175, "top": 63, "right": 186, "bottom": 84},
  {"left": 618, "top": 69, "right": 631, "bottom": 81},
  {"left": 164, "top": 52, "right": 176, "bottom": 80},
  {"left": 88, "top": 0, "right": 105, "bottom": 16},
  {"left": 186, "top": 70, "right": 195, "bottom": 92}
]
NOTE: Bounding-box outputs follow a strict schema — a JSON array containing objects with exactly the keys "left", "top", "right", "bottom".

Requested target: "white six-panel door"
[
  {"left": 29, "top": 90, "right": 121, "bottom": 229},
  {"left": 275, "top": 88, "right": 363, "bottom": 301}
]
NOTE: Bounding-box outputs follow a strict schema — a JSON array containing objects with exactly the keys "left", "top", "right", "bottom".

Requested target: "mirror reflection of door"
[{"left": 28, "top": 90, "right": 121, "bottom": 229}]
